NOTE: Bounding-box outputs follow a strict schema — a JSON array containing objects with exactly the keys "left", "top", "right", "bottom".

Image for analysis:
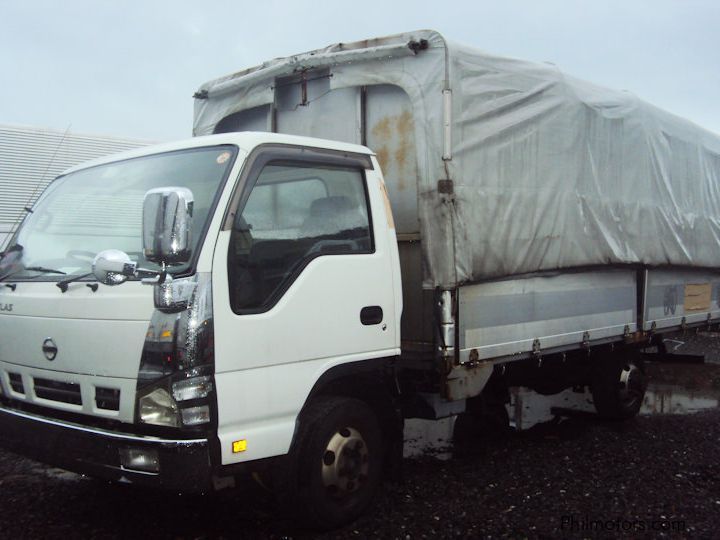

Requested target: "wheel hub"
[{"left": 321, "top": 427, "right": 369, "bottom": 499}]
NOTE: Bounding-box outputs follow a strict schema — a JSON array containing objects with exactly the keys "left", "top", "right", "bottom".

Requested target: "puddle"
[
  {"left": 507, "top": 372, "right": 720, "bottom": 429},
  {"left": 643, "top": 384, "right": 719, "bottom": 414},
  {"left": 403, "top": 417, "right": 455, "bottom": 459},
  {"left": 508, "top": 387, "right": 594, "bottom": 430},
  {"left": 31, "top": 464, "right": 87, "bottom": 482},
  {"left": 403, "top": 336, "right": 720, "bottom": 459},
  {"left": 0, "top": 465, "right": 87, "bottom": 486}
]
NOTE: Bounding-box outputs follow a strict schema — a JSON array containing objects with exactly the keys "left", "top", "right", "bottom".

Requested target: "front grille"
[
  {"left": 33, "top": 378, "right": 82, "bottom": 405},
  {"left": 8, "top": 373, "right": 24, "bottom": 394},
  {"left": 95, "top": 387, "right": 120, "bottom": 411}
]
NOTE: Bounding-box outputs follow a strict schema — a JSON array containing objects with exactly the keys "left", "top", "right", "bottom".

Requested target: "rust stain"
[
  {"left": 396, "top": 110, "right": 413, "bottom": 136},
  {"left": 375, "top": 146, "right": 389, "bottom": 173},
  {"left": 394, "top": 146, "right": 408, "bottom": 191},
  {"left": 393, "top": 110, "right": 414, "bottom": 191},
  {"left": 379, "top": 180, "right": 396, "bottom": 230},
  {"left": 371, "top": 117, "right": 392, "bottom": 140},
  {"left": 371, "top": 110, "right": 416, "bottom": 193}
]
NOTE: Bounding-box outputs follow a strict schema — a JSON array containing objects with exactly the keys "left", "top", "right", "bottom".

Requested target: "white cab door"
[{"left": 211, "top": 147, "right": 400, "bottom": 464}]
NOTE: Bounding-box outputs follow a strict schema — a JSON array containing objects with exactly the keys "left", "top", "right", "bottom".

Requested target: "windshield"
[{"left": 0, "top": 145, "right": 237, "bottom": 281}]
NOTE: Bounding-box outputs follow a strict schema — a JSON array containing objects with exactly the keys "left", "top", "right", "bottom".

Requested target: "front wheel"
[
  {"left": 591, "top": 355, "right": 647, "bottom": 420},
  {"left": 290, "top": 396, "right": 384, "bottom": 530}
]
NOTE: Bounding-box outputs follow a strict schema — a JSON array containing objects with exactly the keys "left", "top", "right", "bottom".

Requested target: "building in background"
[{"left": 0, "top": 124, "right": 153, "bottom": 249}]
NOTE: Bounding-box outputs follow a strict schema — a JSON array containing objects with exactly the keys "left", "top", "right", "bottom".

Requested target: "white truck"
[{"left": 2, "top": 30, "right": 720, "bottom": 528}]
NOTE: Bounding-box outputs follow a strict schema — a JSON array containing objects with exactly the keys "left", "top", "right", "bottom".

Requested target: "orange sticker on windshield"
[{"left": 216, "top": 151, "right": 231, "bottom": 164}]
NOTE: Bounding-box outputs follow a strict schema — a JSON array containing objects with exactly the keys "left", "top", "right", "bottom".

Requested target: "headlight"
[
  {"left": 172, "top": 375, "right": 213, "bottom": 401},
  {"left": 137, "top": 273, "right": 215, "bottom": 429},
  {"left": 138, "top": 388, "right": 179, "bottom": 427}
]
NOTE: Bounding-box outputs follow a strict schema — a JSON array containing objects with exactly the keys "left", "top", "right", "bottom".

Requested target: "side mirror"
[
  {"left": 92, "top": 249, "right": 136, "bottom": 286},
  {"left": 143, "top": 187, "right": 194, "bottom": 266}
]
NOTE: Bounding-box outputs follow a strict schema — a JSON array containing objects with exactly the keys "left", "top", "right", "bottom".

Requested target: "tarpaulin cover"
[{"left": 193, "top": 30, "right": 720, "bottom": 288}]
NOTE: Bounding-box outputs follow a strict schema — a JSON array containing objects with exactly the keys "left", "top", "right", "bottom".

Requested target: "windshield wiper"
[
  {"left": 25, "top": 266, "right": 66, "bottom": 274},
  {"left": 56, "top": 272, "right": 95, "bottom": 293},
  {"left": 0, "top": 266, "right": 67, "bottom": 282}
]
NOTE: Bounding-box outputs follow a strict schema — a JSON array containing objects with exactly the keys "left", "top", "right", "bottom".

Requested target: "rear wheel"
[
  {"left": 591, "top": 355, "right": 647, "bottom": 420},
  {"left": 290, "top": 396, "right": 383, "bottom": 530}
]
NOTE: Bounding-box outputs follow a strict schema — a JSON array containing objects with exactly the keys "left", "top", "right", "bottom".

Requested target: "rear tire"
[
  {"left": 290, "top": 396, "right": 384, "bottom": 530},
  {"left": 591, "top": 355, "right": 647, "bottom": 420}
]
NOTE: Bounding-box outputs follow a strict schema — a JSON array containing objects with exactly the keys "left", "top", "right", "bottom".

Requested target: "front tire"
[{"left": 291, "top": 396, "right": 384, "bottom": 530}]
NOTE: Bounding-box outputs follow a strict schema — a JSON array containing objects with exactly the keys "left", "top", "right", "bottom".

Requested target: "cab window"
[{"left": 228, "top": 162, "right": 372, "bottom": 312}]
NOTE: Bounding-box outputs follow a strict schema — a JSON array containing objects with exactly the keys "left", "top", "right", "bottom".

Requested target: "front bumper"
[{"left": 0, "top": 404, "right": 214, "bottom": 491}]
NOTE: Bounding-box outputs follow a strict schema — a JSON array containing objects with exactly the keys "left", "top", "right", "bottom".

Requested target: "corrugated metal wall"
[{"left": 0, "top": 124, "right": 152, "bottom": 249}]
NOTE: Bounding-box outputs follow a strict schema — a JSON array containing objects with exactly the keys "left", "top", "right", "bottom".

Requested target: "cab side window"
[{"left": 228, "top": 162, "right": 372, "bottom": 313}]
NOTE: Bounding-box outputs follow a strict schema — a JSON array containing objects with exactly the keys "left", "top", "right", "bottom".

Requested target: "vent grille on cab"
[
  {"left": 8, "top": 373, "right": 24, "bottom": 394},
  {"left": 95, "top": 387, "right": 120, "bottom": 411},
  {"left": 33, "top": 378, "right": 82, "bottom": 405}
]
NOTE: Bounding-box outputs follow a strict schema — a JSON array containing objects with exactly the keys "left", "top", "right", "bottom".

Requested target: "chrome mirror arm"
[
  {"left": 92, "top": 251, "right": 170, "bottom": 286},
  {"left": 139, "top": 263, "right": 172, "bottom": 286}
]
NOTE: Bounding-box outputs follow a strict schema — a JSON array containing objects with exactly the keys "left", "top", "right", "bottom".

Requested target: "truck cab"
[{"left": 0, "top": 132, "right": 403, "bottom": 528}]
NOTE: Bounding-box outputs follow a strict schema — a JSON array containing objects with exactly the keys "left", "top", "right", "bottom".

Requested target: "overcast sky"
[{"left": 1, "top": 0, "right": 718, "bottom": 141}]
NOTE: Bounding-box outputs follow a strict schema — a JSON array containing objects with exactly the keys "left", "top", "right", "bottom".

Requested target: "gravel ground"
[
  {"left": 1, "top": 335, "right": 719, "bottom": 538},
  {"left": 1, "top": 409, "right": 718, "bottom": 539}
]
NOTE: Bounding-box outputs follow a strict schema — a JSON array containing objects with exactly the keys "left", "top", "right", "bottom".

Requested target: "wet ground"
[
  {"left": 406, "top": 362, "right": 720, "bottom": 456},
  {"left": 1, "top": 333, "right": 720, "bottom": 538},
  {"left": 404, "top": 331, "right": 720, "bottom": 460}
]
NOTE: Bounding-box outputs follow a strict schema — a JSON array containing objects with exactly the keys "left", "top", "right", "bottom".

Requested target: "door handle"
[{"left": 360, "top": 306, "right": 383, "bottom": 325}]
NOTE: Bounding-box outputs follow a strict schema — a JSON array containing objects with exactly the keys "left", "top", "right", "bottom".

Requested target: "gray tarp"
[{"left": 194, "top": 30, "right": 720, "bottom": 288}]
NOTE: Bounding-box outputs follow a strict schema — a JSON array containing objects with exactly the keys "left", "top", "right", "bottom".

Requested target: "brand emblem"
[
  {"left": 42, "top": 338, "right": 58, "bottom": 361},
  {"left": 0, "top": 303, "right": 12, "bottom": 312}
]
